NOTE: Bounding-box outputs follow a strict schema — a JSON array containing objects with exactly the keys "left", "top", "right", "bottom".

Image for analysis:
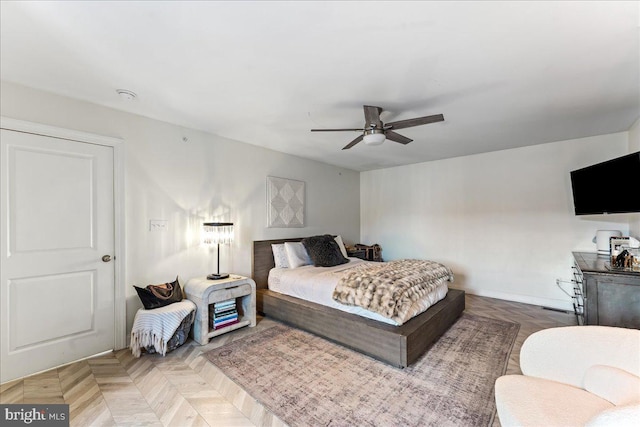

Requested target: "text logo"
[{"left": 0, "top": 405, "right": 69, "bottom": 426}]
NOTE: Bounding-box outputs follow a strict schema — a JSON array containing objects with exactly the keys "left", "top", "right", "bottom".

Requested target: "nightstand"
[
  {"left": 347, "top": 249, "right": 367, "bottom": 260},
  {"left": 185, "top": 275, "right": 256, "bottom": 345},
  {"left": 349, "top": 244, "right": 383, "bottom": 262}
]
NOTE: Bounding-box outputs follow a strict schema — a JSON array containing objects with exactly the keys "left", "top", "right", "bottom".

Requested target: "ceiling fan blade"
[
  {"left": 363, "top": 105, "right": 383, "bottom": 128},
  {"left": 386, "top": 113, "right": 444, "bottom": 130},
  {"left": 311, "top": 128, "right": 364, "bottom": 132},
  {"left": 385, "top": 130, "right": 413, "bottom": 145},
  {"left": 342, "top": 134, "right": 364, "bottom": 150}
]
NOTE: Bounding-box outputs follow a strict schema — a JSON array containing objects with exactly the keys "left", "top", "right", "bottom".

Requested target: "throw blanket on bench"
[
  {"left": 130, "top": 299, "right": 196, "bottom": 357},
  {"left": 332, "top": 259, "right": 454, "bottom": 324}
]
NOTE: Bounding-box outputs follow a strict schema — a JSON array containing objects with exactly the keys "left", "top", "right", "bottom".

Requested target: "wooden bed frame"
[{"left": 252, "top": 237, "right": 465, "bottom": 368}]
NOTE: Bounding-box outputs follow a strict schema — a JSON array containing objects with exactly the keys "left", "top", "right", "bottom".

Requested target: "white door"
[{"left": 1, "top": 129, "right": 115, "bottom": 382}]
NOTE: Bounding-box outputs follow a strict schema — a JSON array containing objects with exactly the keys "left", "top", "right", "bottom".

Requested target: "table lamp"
[{"left": 202, "top": 222, "right": 233, "bottom": 280}]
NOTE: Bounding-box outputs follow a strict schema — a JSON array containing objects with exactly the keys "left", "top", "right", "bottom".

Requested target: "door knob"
[{"left": 102, "top": 255, "right": 112, "bottom": 262}]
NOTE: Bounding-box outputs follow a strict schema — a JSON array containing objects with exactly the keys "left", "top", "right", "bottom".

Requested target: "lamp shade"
[
  {"left": 363, "top": 133, "right": 386, "bottom": 145},
  {"left": 202, "top": 222, "right": 234, "bottom": 245}
]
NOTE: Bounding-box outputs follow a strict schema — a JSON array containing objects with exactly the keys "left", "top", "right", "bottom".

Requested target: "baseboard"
[{"left": 451, "top": 287, "right": 574, "bottom": 312}]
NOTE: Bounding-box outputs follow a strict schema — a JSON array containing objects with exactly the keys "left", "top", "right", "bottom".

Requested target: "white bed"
[{"left": 268, "top": 257, "right": 449, "bottom": 326}]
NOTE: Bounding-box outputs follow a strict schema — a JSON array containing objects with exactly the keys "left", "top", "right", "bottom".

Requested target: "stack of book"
[{"left": 212, "top": 299, "right": 238, "bottom": 330}]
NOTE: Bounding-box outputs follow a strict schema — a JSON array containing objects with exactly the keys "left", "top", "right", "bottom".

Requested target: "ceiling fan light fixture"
[{"left": 363, "top": 132, "right": 386, "bottom": 146}]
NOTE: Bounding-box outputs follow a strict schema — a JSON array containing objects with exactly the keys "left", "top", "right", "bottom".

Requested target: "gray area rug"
[{"left": 205, "top": 313, "right": 519, "bottom": 427}]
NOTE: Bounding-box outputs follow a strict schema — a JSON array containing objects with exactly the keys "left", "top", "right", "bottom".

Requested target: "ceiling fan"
[{"left": 311, "top": 105, "right": 444, "bottom": 150}]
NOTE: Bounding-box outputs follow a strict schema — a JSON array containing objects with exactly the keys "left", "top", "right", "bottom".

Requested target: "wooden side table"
[
  {"left": 347, "top": 248, "right": 367, "bottom": 260},
  {"left": 185, "top": 275, "right": 256, "bottom": 345}
]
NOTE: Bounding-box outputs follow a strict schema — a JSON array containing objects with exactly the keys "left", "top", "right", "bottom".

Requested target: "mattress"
[{"left": 268, "top": 257, "right": 449, "bottom": 326}]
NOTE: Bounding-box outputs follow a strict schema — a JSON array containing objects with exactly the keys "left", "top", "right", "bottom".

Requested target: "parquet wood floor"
[{"left": 0, "top": 294, "right": 576, "bottom": 426}]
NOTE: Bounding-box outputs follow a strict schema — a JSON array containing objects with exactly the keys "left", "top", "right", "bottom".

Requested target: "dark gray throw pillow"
[{"left": 302, "top": 234, "right": 349, "bottom": 267}]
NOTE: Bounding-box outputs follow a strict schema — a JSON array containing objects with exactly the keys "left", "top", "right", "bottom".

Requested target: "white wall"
[
  {"left": 361, "top": 133, "right": 630, "bottom": 310},
  {"left": 1, "top": 81, "right": 360, "bottom": 336}
]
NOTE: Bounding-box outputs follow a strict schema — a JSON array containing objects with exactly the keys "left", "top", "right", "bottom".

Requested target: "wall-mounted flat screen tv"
[{"left": 570, "top": 151, "right": 640, "bottom": 215}]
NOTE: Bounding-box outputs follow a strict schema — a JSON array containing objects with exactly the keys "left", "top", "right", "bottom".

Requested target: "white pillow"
[
  {"left": 271, "top": 243, "right": 289, "bottom": 269},
  {"left": 284, "top": 241, "right": 312, "bottom": 269},
  {"left": 334, "top": 235, "right": 348, "bottom": 259}
]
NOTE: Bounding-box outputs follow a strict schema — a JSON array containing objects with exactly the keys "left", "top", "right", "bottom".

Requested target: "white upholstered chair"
[{"left": 495, "top": 326, "right": 640, "bottom": 427}]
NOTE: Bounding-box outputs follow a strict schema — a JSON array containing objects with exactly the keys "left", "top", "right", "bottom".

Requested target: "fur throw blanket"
[{"left": 332, "top": 259, "right": 454, "bottom": 324}]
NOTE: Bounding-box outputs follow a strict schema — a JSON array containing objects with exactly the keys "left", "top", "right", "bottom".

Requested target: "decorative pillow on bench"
[
  {"left": 302, "top": 234, "right": 349, "bottom": 267},
  {"left": 134, "top": 276, "right": 183, "bottom": 310}
]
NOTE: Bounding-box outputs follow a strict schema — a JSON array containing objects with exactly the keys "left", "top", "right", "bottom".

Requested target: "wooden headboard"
[{"left": 252, "top": 237, "right": 304, "bottom": 289}]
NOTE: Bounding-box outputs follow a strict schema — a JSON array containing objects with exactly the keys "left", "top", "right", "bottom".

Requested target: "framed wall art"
[{"left": 267, "top": 176, "right": 305, "bottom": 228}]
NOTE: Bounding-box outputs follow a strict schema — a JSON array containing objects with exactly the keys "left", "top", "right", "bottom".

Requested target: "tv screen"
[{"left": 570, "top": 151, "right": 640, "bottom": 215}]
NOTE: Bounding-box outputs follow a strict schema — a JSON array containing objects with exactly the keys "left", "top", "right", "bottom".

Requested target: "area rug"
[{"left": 205, "top": 313, "right": 519, "bottom": 427}]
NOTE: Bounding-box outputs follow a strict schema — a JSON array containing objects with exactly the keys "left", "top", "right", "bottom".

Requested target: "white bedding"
[{"left": 268, "top": 257, "right": 449, "bottom": 326}]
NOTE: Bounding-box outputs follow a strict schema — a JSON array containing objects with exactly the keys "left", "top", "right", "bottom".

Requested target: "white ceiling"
[{"left": 1, "top": 1, "right": 638, "bottom": 171}]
